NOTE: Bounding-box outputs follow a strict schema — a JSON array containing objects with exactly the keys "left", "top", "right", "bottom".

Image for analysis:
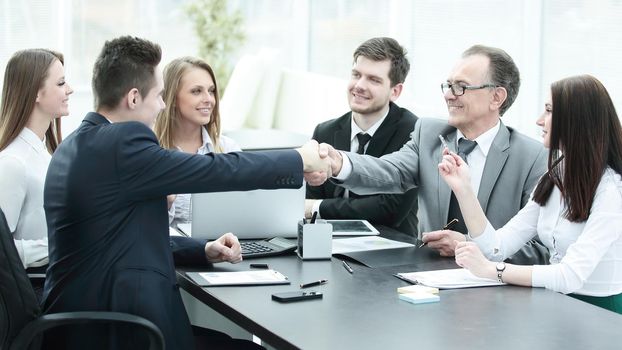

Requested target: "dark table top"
[{"left": 177, "top": 227, "right": 622, "bottom": 350}]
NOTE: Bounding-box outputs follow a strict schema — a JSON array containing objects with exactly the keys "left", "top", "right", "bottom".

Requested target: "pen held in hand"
[
  {"left": 418, "top": 218, "right": 460, "bottom": 248},
  {"left": 300, "top": 279, "right": 328, "bottom": 288},
  {"left": 438, "top": 134, "right": 449, "bottom": 151}
]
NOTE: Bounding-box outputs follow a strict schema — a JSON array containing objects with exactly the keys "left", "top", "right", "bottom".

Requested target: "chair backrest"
[{"left": 0, "top": 209, "right": 41, "bottom": 349}]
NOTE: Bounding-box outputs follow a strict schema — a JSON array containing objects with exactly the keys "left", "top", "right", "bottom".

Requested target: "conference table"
[{"left": 177, "top": 228, "right": 622, "bottom": 350}]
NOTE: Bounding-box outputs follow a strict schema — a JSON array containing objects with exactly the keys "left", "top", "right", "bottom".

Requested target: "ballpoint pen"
[
  {"left": 310, "top": 211, "right": 318, "bottom": 224},
  {"left": 438, "top": 134, "right": 449, "bottom": 150},
  {"left": 300, "top": 279, "right": 328, "bottom": 288},
  {"left": 342, "top": 260, "right": 354, "bottom": 274},
  {"left": 418, "top": 218, "right": 459, "bottom": 248}
]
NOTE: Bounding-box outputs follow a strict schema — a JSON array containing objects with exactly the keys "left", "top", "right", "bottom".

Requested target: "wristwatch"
[{"left": 496, "top": 262, "right": 506, "bottom": 283}]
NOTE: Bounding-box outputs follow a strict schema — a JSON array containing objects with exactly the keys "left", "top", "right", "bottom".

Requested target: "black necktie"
[
  {"left": 341, "top": 133, "right": 372, "bottom": 198},
  {"left": 447, "top": 138, "right": 478, "bottom": 234},
  {"left": 457, "top": 138, "right": 477, "bottom": 163},
  {"left": 356, "top": 133, "right": 372, "bottom": 154}
]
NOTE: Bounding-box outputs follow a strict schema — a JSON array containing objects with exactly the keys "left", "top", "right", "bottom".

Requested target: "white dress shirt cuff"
[
  {"left": 14, "top": 238, "right": 49, "bottom": 269},
  {"left": 531, "top": 265, "right": 551, "bottom": 289},
  {"left": 334, "top": 151, "right": 352, "bottom": 181},
  {"left": 470, "top": 222, "right": 505, "bottom": 262},
  {"left": 168, "top": 202, "right": 176, "bottom": 225}
]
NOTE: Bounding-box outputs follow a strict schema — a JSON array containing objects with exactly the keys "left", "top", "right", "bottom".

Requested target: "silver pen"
[{"left": 438, "top": 134, "right": 449, "bottom": 150}]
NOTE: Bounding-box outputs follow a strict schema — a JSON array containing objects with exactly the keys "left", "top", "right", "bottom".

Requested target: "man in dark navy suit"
[
  {"left": 306, "top": 37, "right": 418, "bottom": 235},
  {"left": 42, "top": 36, "right": 329, "bottom": 350}
]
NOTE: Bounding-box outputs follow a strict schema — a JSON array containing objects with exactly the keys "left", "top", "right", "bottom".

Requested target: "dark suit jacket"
[
  {"left": 306, "top": 102, "right": 419, "bottom": 235},
  {"left": 42, "top": 112, "right": 303, "bottom": 350}
]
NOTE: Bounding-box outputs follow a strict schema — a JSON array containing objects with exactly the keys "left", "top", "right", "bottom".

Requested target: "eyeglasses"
[{"left": 441, "top": 82, "right": 497, "bottom": 96}]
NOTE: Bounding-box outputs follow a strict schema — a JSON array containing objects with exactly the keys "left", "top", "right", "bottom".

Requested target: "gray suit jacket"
[{"left": 341, "top": 118, "right": 549, "bottom": 264}]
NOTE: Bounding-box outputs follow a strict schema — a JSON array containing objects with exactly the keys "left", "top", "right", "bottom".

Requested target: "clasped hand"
[
  {"left": 298, "top": 140, "right": 343, "bottom": 186},
  {"left": 455, "top": 241, "right": 495, "bottom": 279},
  {"left": 204, "top": 232, "right": 243, "bottom": 263}
]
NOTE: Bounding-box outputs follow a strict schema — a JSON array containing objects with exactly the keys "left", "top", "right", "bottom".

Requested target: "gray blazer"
[{"left": 341, "top": 118, "right": 549, "bottom": 264}]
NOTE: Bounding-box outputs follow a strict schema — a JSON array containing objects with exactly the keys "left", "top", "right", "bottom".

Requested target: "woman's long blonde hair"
[
  {"left": 0, "top": 49, "right": 64, "bottom": 153},
  {"left": 154, "top": 57, "right": 223, "bottom": 152}
]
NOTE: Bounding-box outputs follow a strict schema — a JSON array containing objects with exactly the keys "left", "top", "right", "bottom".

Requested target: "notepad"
[
  {"left": 395, "top": 268, "right": 505, "bottom": 289},
  {"left": 186, "top": 270, "right": 290, "bottom": 287},
  {"left": 399, "top": 292, "right": 440, "bottom": 304}
]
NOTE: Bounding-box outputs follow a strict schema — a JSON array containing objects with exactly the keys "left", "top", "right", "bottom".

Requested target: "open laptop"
[{"left": 178, "top": 185, "right": 305, "bottom": 240}]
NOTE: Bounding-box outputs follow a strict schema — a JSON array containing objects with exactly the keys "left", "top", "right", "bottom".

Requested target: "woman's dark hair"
[{"left": 533, "top": 75, "right": 622, "bottom": 222}]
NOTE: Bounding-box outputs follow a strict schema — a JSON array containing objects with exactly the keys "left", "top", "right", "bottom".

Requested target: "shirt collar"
[
  {"left": 175, "top": 127, "right": 215, "bottom": 153},
  {"left": 19, "top": 127, "right": 47, "bottom": 153},
  {"left": 200, "top": 127, "right": 214, "bottom": 152},
  {"left": 455, "top": 120, "right": 500, "bottom": 157},
  {"left": 350, "top": 109, "right": 389, "bottom": 142}
]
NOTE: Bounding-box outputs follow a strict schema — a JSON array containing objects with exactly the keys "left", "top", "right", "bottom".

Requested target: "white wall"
[{"left": 2, "top": 0, "right": 621, "bottom": 141}]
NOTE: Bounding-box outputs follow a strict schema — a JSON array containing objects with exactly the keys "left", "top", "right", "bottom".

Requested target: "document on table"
[
  {"left": 332, "top": 236, "right": 414, "bottom": 254},
  {"left": 186, "top": 269, "right": 290, "bottom": 287},
  {"left": 395, "top": 268, "right": 505, "bottom": 289}
]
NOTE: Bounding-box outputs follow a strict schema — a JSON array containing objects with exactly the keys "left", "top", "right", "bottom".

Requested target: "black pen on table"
[
  {"left": 342, "top": 260, "right": 354, "bottom": 274},
  {"left": 300, "top": 279, "right": 328, "bottom": 288},
  {"left": 418, "top": 218, "right": 459, "bottom": 248},
  {"left": 250, "top": 263, "right": 269, "bottom": 269}
]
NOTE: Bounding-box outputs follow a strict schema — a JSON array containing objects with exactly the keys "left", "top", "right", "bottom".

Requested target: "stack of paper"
[
  {"left": 397, "top": 284, "right": 440, "bottom": 305},
  {"left": 186, "top": 269, "right": 290, "bottom": 286},
  {"left": 395, "top": 268, "right": 505, "bottom": 289},
  {"left": 331, "top": 236, "right": 414, "bottom": 254}
]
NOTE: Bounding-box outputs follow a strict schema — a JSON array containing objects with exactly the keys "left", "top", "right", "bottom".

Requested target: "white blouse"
[
  {"left": 471, "top": 168, "right": 622, "bottom": 296},
  {"left": 168, "top": 129, "right": 241, "bottom": 224},
  {"left": 0, "top": 128, "right": 50, "bottom": 268}
]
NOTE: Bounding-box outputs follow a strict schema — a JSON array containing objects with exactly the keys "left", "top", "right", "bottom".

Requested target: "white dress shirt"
[
  {"left": 0, "top": 128, "right": 50, "bottom": 268},
  {"left": 455, "top": 121, "right": 500, "bottom": 194},
  {"left": 169, "top": 128, "right": 241, "bottom": 224},
  {"left": 471, "top": 168, "right": 622, "bottom": 296},
  {"left": 312, "top": 111, "right": 389, "bottom": 217}
]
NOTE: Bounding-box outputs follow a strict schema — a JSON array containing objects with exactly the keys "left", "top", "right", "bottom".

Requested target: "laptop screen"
[{"left": 188, "top": 185, "right": 305, "bottom": 240}]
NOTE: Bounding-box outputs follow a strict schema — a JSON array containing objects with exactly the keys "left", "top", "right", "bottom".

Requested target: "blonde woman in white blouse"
[
  {"left": 439, "top": 75, "right": 622, "bottom": 314},
  {"left": 154, "top": 57, "right": 241, "bottom": 225},
  {"left": 0, "top": 49, "right": 73, "bottom": 269}
]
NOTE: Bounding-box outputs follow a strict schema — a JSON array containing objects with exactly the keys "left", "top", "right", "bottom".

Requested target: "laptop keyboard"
[
  {"left": 241, "top": 241, "right": 275, "bottom": 255},
  {"left": 240, "top": 238, "right": 298, "bottom": 258}
]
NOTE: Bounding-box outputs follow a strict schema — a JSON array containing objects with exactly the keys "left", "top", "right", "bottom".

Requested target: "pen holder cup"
[{"left": 297, "top": 220, "right": 333, "bottom": 260}]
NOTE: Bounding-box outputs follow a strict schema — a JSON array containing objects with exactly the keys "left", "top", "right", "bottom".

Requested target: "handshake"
[{"left": 296, "top": 140, "right": 344, "bottom": 186}]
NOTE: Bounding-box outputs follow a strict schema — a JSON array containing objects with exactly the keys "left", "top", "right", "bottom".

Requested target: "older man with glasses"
[{"left": 308, "top": 45, "right": 549, "bottom": 265}]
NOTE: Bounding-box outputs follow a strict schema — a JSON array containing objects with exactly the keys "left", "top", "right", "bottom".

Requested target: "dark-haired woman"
[{"left": 439, "top": 75, "right": 622, "bottom": 314}]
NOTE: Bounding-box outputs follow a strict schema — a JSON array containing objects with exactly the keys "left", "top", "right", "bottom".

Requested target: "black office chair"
[{"left": 0, "top": 209, "right": 165, "bottom": 350}]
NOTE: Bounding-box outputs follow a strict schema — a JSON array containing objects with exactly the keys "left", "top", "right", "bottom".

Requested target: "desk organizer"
[{"left": 297, "top": 220, "right": 332, "bottom": 260}]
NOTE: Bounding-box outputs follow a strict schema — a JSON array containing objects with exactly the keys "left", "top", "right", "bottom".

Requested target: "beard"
[{"left": 349, "top": 96, "right": 388, "bottom": 116}]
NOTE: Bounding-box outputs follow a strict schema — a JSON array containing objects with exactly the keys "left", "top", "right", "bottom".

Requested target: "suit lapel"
[
  {"left": 333, "top": 114, "right": 352, "bottom": 152},
  {"left": 365, "top": 103, "right": 399, "bottom": 157},
  {"left": 438, "top": 127, "right": 458, "bottom": 223},
  {"left": 477, "top": 122, "right": 510, "bottom": 213}
]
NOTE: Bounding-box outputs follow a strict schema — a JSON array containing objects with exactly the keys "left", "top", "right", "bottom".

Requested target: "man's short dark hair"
[
  {"left": 92, "top": 36, "right": 162, "bottom": 110},
  {"left": 353, "top": 37, "right": 410, "bottom": 87},
  {"left": 462, "top": 45, "right": 520, "bottom": 116}
]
